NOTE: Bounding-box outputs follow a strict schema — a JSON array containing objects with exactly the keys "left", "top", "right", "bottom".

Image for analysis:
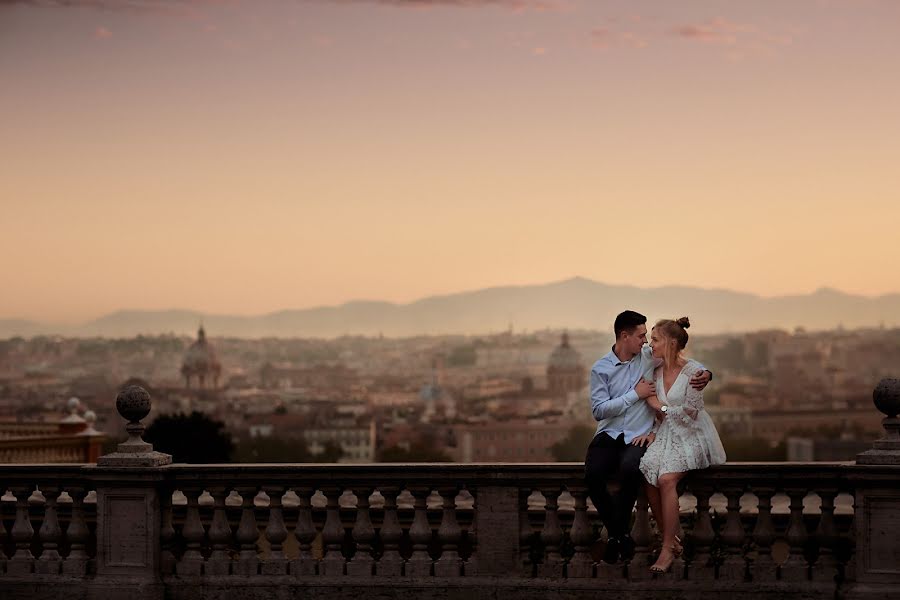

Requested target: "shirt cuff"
[{"left": 623, "top": 389, "right": 640, "bottom": 407}]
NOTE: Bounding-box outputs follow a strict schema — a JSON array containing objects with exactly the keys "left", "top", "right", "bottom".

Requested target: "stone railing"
[
  {"left": 0, "top": 435, "right": 102, "bottom": 463},
  {"left": 0, "top": 379, "right": 898, "bottom": 600}
]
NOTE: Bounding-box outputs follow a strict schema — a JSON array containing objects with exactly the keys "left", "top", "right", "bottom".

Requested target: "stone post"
[
  {"left": 91, "top": 385, "right": 172, "bottom": 600},
  {"left": 848, "top": 378, "right": 900, "bottom": 599},
  {"left": 474, "top": 485, "right": 520, "bottom": 576}
]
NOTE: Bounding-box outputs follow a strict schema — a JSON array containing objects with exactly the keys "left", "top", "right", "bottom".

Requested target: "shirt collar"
[{"left": 606, "top": 345, "right": 637, "bottom": 367}]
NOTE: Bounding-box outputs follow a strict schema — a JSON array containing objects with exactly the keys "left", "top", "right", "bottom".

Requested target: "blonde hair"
[{"left": 653, "top": 317, "right": 691, "bottom": 369}]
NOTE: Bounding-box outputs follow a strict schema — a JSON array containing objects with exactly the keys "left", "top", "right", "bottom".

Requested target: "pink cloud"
[
  {"left": 674, "top": 17, "right": 757, "bottom": 45},
  {"left": 672, "top": 16, "right": 798, "bottom": 60},
  {"left": 93, "top": 25, "right": 112, "bottom": 39},
  {"left": 0, "top": 0, "right": 571, "bottom": 12}
]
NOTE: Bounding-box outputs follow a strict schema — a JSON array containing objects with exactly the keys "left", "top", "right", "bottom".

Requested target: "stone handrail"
[
  {"left": 0, "top": 379, "right": 898, "bottom": 600},
  {"left": 0, "top": 436, "right": 101, "bottom": 463}
]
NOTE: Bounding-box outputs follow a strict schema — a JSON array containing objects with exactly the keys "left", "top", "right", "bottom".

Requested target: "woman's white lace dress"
[{"left": 639, "top": 360, "right": 726, "bottom": 486}]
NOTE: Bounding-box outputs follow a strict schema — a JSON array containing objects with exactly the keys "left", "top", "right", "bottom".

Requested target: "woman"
[{"left": 638, "top": 317, "right": 726, "bottom": 573}]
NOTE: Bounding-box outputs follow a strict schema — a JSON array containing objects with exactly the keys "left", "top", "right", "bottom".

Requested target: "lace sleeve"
[{"left": 667, "top": 364, "right": 704, "bottom": 427}]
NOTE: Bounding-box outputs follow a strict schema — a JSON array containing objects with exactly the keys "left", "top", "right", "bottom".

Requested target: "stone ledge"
[{"left": 0, "top": 575, "right": 848, "bottom": 600}]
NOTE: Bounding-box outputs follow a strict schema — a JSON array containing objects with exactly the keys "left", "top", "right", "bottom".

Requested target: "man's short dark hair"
[{"left": 614, "top": 310, "right": 647, "bottom": 338}]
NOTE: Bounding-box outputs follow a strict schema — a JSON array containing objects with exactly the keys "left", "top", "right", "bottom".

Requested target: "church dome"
[
  {"left": 181, "top": 326, "right": 221, "bottom": 388},
  {"left": 548, "top": 332, "right": 582, "bottom": 370}
]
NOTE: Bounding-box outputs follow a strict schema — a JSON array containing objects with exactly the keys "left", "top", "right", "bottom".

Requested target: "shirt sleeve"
[
  {"left": 639, "top": 346, "right": 660, "bottom": 381},
  {"left": 692, "top": 359, "right": 712, "bottom": 380},
  {"left": 590, "top": 367, "right": 640, "bottom": 421}
]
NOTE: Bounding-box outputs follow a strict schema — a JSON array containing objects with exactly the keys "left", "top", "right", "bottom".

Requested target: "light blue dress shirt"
[{"left": 589, "top": 346, "right": 706, "bottom": 444}]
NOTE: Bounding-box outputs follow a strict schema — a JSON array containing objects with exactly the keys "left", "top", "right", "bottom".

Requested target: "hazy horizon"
[
  {"left": 2, "top": 276, "right": 899, "bottom": 326},
  {"left": 3, "top": 0, "right": 899, "bottom": 323}
]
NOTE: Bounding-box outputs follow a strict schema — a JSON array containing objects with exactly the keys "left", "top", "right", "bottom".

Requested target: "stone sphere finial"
[
  {"left": 67, "top": 396, "right": 81, "bottom": 412},
  {"left": 116, "top": 385, "right": 152, "bottom": 424},
  {"left": 97, "top": 384, "right": 171, "bottom": 466},
  {"left": 873, "top": 378, "right": 900, "bottom": 418}
]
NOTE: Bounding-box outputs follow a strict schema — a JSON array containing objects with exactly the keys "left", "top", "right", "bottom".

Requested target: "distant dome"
[
  {"left": 181, "top": 326, "right": 221, "bottom": 389},
  {"left": 547, "top": 332, "right": 585, "bottom": 398},
  {"left": 548, "top": 332, "right": 582, "bottom": 370}
]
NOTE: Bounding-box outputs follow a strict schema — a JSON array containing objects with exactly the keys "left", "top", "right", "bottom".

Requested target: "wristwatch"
[{"left": 660, "top": 405, "right": 668, "bottom": 414}]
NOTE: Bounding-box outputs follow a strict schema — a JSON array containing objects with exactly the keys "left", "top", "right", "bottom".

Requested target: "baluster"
[
  {"left": 687, "top": 484, "right": 716, "bottom": 581},
  {"left": 206, "top": 486, "right": 232, "bottom": 577},
  {"left": 780, "top": 489, "right": 810, "bottom": 582},
  {"left": 62, "top": 486, "right": 90, "bottom": 576},
  {"left": 719, "top": 487, "right": 747, "bottom": 581},
  {"left": 261, "top": 485, "right": 288, "bottom": 575},
  {"left": 291, "top": 486, "right": 318, "bottom": 576},
  {"left": 405, "top": 486, "right": 433, "bottom": 577},
  {"left": 177, "top": 487, "right": 206, "bottom": 576},
  {"left": 463, "top": 488, "right": 477, "bottom": 576},
  {"left": 628, "top": 487, "right": 653, "bottom": 581},
  {"left": 375, "top": 487, "right": 403, "bottom": 576},
  {"left": 567, "top": 484, "right": 594, "bottom": 578},
  {"left": 320, "top": 486, "right": 347, "bottom": 577},
  {"left": 234, "top": 486, "right": 260, "bottom": 576},
  {"left": 0, "top": 489, "right": 7, "bottom": 573},
  {"left": 35, "top": 485, "right": 62, "bottom": 574},
  {"left": 752, "top": 487, "right": 777, "bottom": 582},
  {"left": 812, "top": 488, "right": 838, "bottom": 583},
  {"left": 434, "top": 485, "right": 462, "bottom": 577},
  {"left": 539, "top": 486, "right": 564, "bottom": 578},
  {"left": 159, "top": 487, "right": 177, "bottom": 576},
  {"left": 519, "top": 488, "right": 534, "bottom": 577},
  {"left": 841, "top": 492, "right": 856, "bottom": 584},
  {"left": 7, "top": 485, "right": 35, "bottom": 575},
  {"left": 347, "top": 487, "right": 376, "bottom": 576}
]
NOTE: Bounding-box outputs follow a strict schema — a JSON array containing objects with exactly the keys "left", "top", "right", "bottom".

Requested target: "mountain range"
[{"left": 2, "top": 277, "right": 898, "bottom": 338}]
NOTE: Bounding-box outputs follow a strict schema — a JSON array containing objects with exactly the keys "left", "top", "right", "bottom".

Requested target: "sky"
[{"left": 2, "top": 0, "right": 899, "bottom": 324}]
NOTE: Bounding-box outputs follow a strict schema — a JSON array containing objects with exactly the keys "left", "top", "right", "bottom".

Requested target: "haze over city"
[{"left": 3, "top": 0, "right": 899, "bottom": 326}]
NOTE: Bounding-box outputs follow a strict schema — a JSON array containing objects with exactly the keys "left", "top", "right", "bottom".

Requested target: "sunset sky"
[{"left": 2, "top": 0, "right": 899, "bottom": 324}]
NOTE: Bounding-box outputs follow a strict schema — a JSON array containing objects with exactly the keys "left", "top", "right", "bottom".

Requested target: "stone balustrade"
[
  {"left": 0, "top": 461, "right": 892, "bottom": 600},
  {"left": 0, "top": 378, "right": 897, "bottom": 600},
  {"left": 0, "top": 436, "right": 101, "bottom": 463}
]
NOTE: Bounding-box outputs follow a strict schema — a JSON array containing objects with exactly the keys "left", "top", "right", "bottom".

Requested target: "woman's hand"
[{"left": 632, "top": 432, "right": 656, "bottom": 447}]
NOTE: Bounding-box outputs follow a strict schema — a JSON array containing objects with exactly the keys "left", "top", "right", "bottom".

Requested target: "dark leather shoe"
[
  {"left": 602, "top": 536, "right": 620, "bottom": 564},
  {"left": 619, "top": 535, "right": 636, "bottom": 561}
]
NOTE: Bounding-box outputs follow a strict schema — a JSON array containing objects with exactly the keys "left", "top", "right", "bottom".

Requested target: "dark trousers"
[{"left": 584, "top": 432, "right": 647, "bottom": 539}]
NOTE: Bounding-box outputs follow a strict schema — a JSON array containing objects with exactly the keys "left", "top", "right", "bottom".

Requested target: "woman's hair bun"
[{"left": 676, "top": 316, "right": 691, "bottom": 329}]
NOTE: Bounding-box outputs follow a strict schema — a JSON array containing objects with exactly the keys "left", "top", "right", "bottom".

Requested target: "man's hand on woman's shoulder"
[{"left": 689, "top": 369, "right": 712, "bottom": 390}]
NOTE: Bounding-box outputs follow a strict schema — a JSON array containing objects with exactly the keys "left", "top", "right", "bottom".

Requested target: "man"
[{"left": 585, "top": 310, "right": 711, "bottom": 564}]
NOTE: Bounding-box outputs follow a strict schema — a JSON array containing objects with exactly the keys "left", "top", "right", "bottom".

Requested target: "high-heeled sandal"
[{"left": 650, "top": 546, "right": 678, "bottom": 574}]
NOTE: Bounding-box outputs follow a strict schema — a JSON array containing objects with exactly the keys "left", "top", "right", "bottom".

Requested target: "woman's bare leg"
[
  {"left": 651, "top": 472, "right": 685, "bottom": 571},
  {"left": 645, "top": 483, "right": 663, "bottom": 545}
]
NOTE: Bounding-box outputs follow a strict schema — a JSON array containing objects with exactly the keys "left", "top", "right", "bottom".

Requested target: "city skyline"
[{"left": 3, "top": 0, "right": 899, "bottom": 323}]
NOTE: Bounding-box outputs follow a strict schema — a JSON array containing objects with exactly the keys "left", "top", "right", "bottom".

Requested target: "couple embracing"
[{"left": 585, "top": 310, "right": 726, "bottom": 573}]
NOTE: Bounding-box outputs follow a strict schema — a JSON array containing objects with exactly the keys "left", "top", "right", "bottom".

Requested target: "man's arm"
[{"left": 589, "top": 368, "right": 652, "bottom": 421}]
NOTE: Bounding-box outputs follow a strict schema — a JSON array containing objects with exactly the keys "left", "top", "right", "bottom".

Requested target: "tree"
[
  {"left": 378, "top": 442, "right": 452, "bottom": 462},
  {"left": 721, "top": 436, "right": 786, "bottom": 461},
  {"left": 550, "top": 424, "right": 596, "bottom": 462},
  {"left": 144, "top": 411, "right": 234, "bottom": 463},
  {"left": 447, "top": 345, "right": 477, "bottom": 367},
  {"left": 233, "top": 437, "right": 345, "bottom": 463},
  {"left": 315, "top": 440, "right": 345, "bottom": 463}
]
